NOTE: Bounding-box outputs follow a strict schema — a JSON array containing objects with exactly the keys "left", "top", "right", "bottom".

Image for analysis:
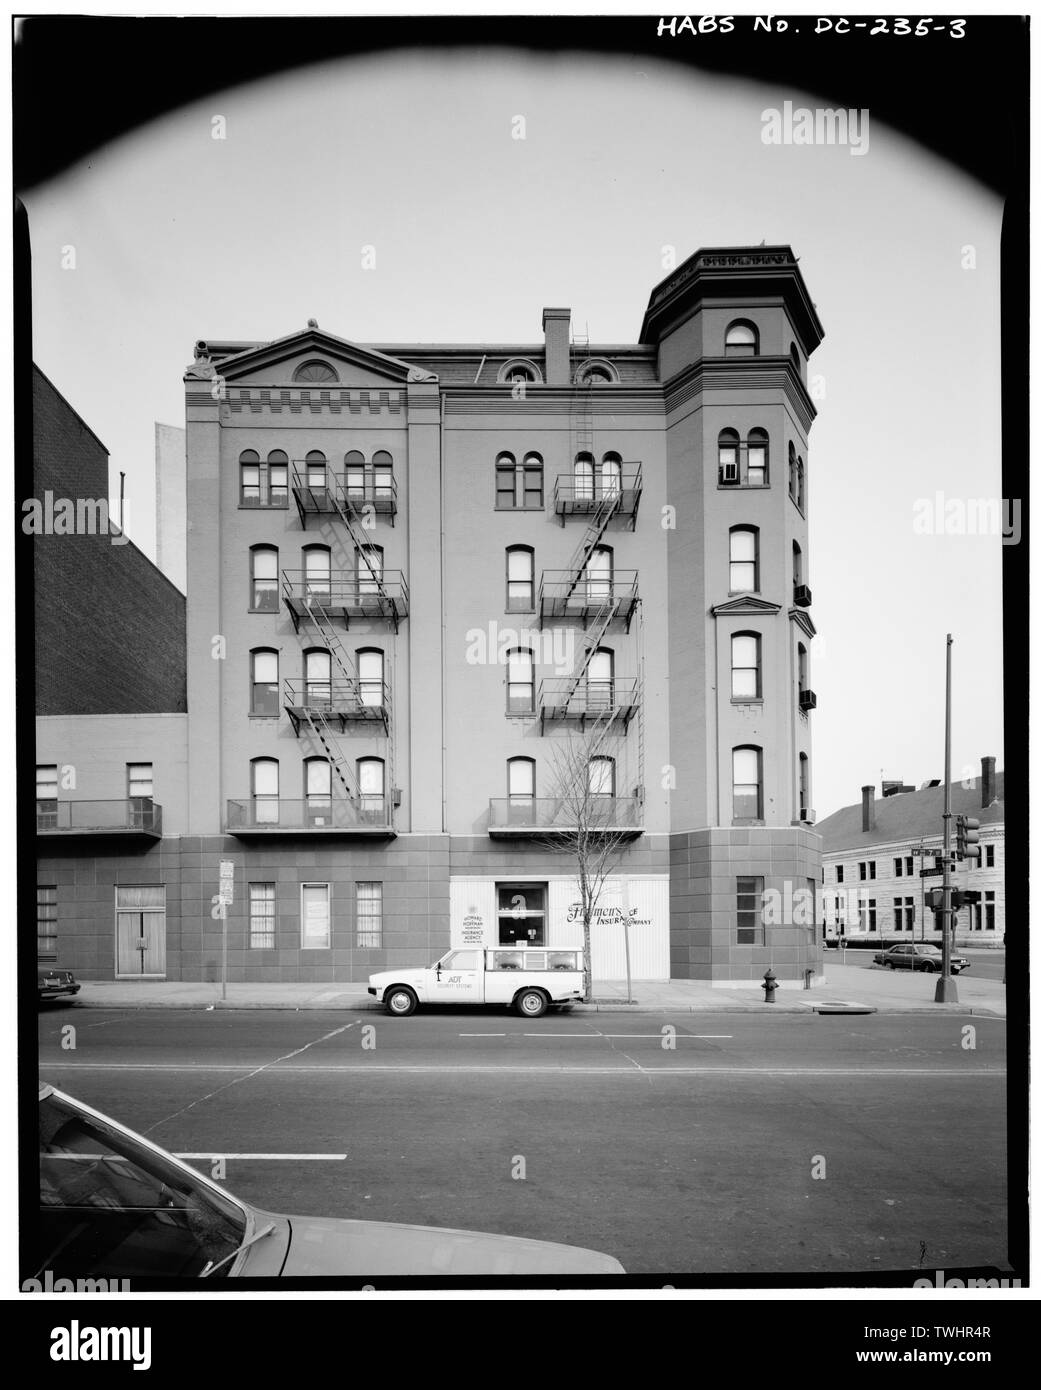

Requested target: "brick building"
[
  {"left": 35, "top": 245, "right": 828, "bottom": 983},
  {"left": 817, "top": 757, "right": 1005, "bottom": 945}
]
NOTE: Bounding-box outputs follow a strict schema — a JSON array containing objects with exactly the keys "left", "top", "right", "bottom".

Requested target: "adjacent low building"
[{"left": 816, "top": 757, "right": 1004, "bottom": 945}]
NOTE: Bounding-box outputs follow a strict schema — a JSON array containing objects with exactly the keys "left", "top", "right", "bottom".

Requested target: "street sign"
[{"left": 219, "top": 859, "right": 235, "bottom": 906}]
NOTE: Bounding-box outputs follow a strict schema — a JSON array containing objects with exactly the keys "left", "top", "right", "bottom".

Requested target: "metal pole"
[
  {"left": 935, "top": 634, "right": 958, "bottom": 1001},
  {"left": 221, "top": 903, "right": 228, "bottom": 1002}
]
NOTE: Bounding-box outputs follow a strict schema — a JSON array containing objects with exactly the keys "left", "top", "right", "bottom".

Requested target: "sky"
[{"left": 22, "top": 45, "right": 1005, "bottom": 819}]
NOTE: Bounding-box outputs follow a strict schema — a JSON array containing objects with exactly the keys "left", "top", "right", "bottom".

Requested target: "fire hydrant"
[{"left": 763, "top": 968, "right": 778, "bottom": 1004}]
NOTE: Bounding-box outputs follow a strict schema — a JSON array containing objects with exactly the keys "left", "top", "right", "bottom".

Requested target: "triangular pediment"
[
  {"left": 788, "top": 607, "right": 817, "bottom": 639},
  {"left": 711, "top": 597, "right": 783, "bottom": 618},
  {"left": 186, "top": 326, "right": 430, "bottom": 387}
]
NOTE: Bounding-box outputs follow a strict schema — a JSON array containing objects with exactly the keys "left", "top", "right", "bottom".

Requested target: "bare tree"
[{"left": 532, "top": 729, "right": 639, "bottom": 1003}]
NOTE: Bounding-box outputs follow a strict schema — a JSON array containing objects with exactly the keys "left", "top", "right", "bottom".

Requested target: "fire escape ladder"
[
  {"left": 563, "top": 593, "right": 619, "bottom": 706},
  {"left": 298, "top": 703, "right": 354, "bottom": 800},
  {"left": 328, "top": 486, "right": 395, "bottom": 616}
]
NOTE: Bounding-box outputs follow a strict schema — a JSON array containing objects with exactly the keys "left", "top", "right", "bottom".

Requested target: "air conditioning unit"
[
  {"left": 799, "top": 689, "right": 817, "bottom": 712},
  {"left": 803, "top": 809, "right": 816, "bottom": 825},
  {"left": 719, "top": 463, "right": 739, "bottom": 484},
  {"left": 793, "top": 584, "right": 813, "bottom": 608},
  {"left": 392, "top": 787, "right": 403, "bottom": 807}
]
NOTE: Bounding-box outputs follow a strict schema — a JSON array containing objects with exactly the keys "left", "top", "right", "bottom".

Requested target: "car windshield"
[{"left": 38, "top": 1092, "right": 248, "bottom": 1279}]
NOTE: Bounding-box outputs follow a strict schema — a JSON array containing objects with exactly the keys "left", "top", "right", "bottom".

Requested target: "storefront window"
[{"left": 496, "top": 883, "right": 546, "bottom": 945}]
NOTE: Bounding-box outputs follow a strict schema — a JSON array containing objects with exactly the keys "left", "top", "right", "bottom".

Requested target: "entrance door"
[{"left": 115, "top": 886, "right": 166, "bottom": 977}]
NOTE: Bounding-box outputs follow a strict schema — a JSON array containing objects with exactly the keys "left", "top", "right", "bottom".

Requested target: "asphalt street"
[{"left": 38, "top": 1008, "right": 1008, "bottom": 1278}]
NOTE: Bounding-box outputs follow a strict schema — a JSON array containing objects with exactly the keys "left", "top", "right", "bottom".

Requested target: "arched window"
[
  {"left": 601, "top": 452, "right": 622, "bottom": 499},
  {"left": 250, "top": 545, "right": 279, "bottom": 611},
  {"left": 267, "top": 450, "right": 289, "bottom": 507},
  {"left": 251, "top": 757, "right": 279, "bottom": 825},
  {"left": 293, "top": 360, "right": 339, "bottom": 383},
  {"left": 788, "top": 442, "right": 798, "bottom": 500},
  {"left": 506, "top": 546, "right": 535, "bottom": 612},
  {"left": 747, "top": 429, "right": 769, "bottom": 487},
  {"left": 357, "top": 544, "right": 383, "bottom": 597},
  {"left": 303, "top": 544, "right": 331, "bottom": 602},
  {"left": 797, "top": 642, "right": 808, "bottom": 694},
  {"left": 495, "top": 452, "right": 517, "bottom": 507},
  {"left": 506, "top": 648, "right": 535, "bottom": 714},
  {"left": 799, "top": 752, "right": 810, "bottom": 819},
  {"left": 731, "top": 633, "right": 761, "bottom": 700},
  {"left": 586, "top": 648, "right": 614, "bottom": 711},
  {"left": 507, "top": 757, "right": 536, "bottom": 824},
  {"left": 732, "top": 746, "right": 763, "bottom": 822},
  {"left": 585, "top": 545, "right": 613, "bottom": 602},
  {"left": 239, "top": 450, "right": 261, "bottom": 506},
  {"left": 718, "top": 429, "right": 740, "bottom": 485},
  {"left": 588, "top": 756, "right": 615, "bottom": 797},
  {"left": 796, "top": 456, "right": 805, "bottom": 510},
  {"left": 574, "top": 452, "right": 595, "bottom": 501},
  {"left": 521, "top": 453, "right": 543, "bottom": 508},
  {"left": 304, "top": 648, "right": 332, "bottom": 709},
  {"left": 372, "top": 450, "right": 394, "bottom": 501},
  {"left": 729, "top": 527, "right": 759, "bottom": 593},
  {"left": 305, "top": 450, "right": 327, "bottom": 493},
  {"left": 304, "top": 757, "right": 333, "bottom": 826},
  {"left": 344, "top": 450, "right": 366, "bottom": 500},
  {"left": 725, "top": 320, "right": 758, "bottom": 358},
  {"left": 357, "top": 648, "right": 385, "bottom": 709},
  {"left": 357, "top": 757, "right": 386, "bottom": 821},
  {"left": 250, "top": 648, "right": 279, "bottom": 715},
  {"left": 580, "top": 366, "right": 612, "bottom": 385},
  {"left": 792, "top": 541, "right": 803, "bottom": 590},
  {"left": 498, "top": 358, "right": 543, "bottom": 386}
]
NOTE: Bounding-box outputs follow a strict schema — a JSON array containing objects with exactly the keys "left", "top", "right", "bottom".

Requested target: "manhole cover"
[{"left": 815, "top": 1001, "right": 878, "bottom": 1015}]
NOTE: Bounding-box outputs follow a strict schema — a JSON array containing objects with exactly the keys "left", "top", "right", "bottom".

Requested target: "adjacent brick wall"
[{"left": 32, "top": 366, "right": 187, "bottom": 714}]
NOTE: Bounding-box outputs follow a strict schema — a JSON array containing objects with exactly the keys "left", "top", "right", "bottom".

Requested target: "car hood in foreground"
[
  {"left": 369, "top": 968, "right": 428, "bottom": 989},
  {"left": 242, "top": 1210, "right": 624, "bottom": 1277}
]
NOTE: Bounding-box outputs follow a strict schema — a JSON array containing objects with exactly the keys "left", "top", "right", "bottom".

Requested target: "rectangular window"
[
  {"left": 869, "top": 861, "right": 876, "bottom": 879},
  {"left": 251, "top": 651, "right": 280, "bottom": 715},
  {"left": 251, "top": 548, "right": 279, "bottom": 611},
  {"left": 506, "top": 550, "right": 534, "bottom": 612},
  {"left": 985, "top": 843, "right": 995, "bottom": 867},
  {"left": 984, "top": 891, "right": 995, "bottom": 931},
  {"left": 496, "top": 463, "right": 517, "bottom": 507},
  {"left": 496, "top": 883, "right": 546, "bottom": 946},
  {"left": 522, "top": 459, "right": 543, "bottom": 508},
  {"left": 37, "top": 885, "right": 57, "bottom": 960},
  {"left": 506, "top": 650, "right": 535, "bottom": 713},
  {"left": 894, "top": 858, "right": 902, "bottom": 877},
  {"left": 731, "top": 634, "right": 761, "bottom": 699},
  {"left": 36, "top": 765, "right": 59, "bottom": 828},
  {"left": 746, "top": 442, "right": 768, "bottom": 486},
  {"left": 736, "top": 876, "right": 764, "bottom": 945},
  {"left": 248, "top": 882, "right": 276, "bottom": 950},
  {"left": 859, "top": 862, "right": 866, "bottom": 881},
  {"left": 356, "top": 882, "right": 383, "bottom": 948},
  {"left": 301, "top": 883, "right": 331, "bottom": 950},
  {"left": 836, "top": 865, "right": 844, "bottom": 884},
  {"left": 894, "top": 896, "right": 915, "bottom": 932},
  {"left": 127, "top": 763, "right": 153, "bottom": 798},
  {"left": 862, "top": 898, "right": 877, "bottom": 932},
  {"left": 732, "top": 747, "right": 762, "bottom": 821},
  {"left": 905, "top": 857, "right": 913, "bottom": 876}
]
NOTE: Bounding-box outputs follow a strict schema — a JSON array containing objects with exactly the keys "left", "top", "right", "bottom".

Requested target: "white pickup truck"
[{"left": 368, "top": 947, "right": 584, "bottom": 1018}]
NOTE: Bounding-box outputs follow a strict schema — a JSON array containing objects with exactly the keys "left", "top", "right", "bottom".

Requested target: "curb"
[{"left": 61, "top": 997, "right": 1005, "bottom": 1018}]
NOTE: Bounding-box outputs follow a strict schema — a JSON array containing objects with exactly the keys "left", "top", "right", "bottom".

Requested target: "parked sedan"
[
  {"left": 873, "top": 944, "right": 971, "bottom": 974},
  {"left": 36, "top": 1084, "right": 625, "bottom": 1279},
  {"left": 37, "top": 967, "right": 80, "bottom": 1004}
]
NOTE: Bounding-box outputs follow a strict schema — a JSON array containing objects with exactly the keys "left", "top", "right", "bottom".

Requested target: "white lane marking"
[
  {"left": 459, "top": 1033, "right": 507, "bottom": 1037},
  {"left": 40, "top": 1063, "right": 1006, "bottom": 1077},
  {"left": 136, "top": 1018, "right": 361, "bottom": 1137},
  {"left": 175, "top": 1153, "right": 346, "bottom": 1161},
  {"left": 522, "top": 1033, "right": 603, "bottom": 1038}
]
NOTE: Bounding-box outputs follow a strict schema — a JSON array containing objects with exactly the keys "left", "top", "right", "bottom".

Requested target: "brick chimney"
[
  {"left": 862, "top": 785, "right": 876, "bottom": 832},
  {"left": 981, "top": 755, "right": 996, "bottom": 808},
  {"left": 542, "top": 307, "right": 571, "bottom": 386}
]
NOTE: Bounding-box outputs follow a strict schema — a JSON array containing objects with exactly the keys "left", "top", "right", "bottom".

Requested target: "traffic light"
[
  {"left": 926, "top": 888, "right": 944, "bottom": 910},
  {"left": 956, "top": 815, "right": 981, "bottom": 861}
]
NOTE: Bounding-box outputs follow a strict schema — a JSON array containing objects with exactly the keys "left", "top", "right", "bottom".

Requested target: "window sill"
[
  {"left": 248, "top": 712, "right": 281, "bottom": 720},
  {"left": 495, "top": 505, "right": 545, "bottom": 512},
  {"left": 505, "top": 710, "right": 536, "bottom": 720},
  {"left": 248, "top": 608, "right": 281, "bottom": 616},
  {"left": 717, "top": 483, "right": 770, "bottom": 491},
  {"left": 730, "top": 698, "right": 763, "bottom": 706},
  {"left": 239, "top": 503, "right": 290, "bottom": 510}
]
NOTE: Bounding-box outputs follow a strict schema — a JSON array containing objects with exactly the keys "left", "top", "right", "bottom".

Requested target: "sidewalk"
[{"left": 64, "top": 964, "right": 1005, "bottom": 1017}]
